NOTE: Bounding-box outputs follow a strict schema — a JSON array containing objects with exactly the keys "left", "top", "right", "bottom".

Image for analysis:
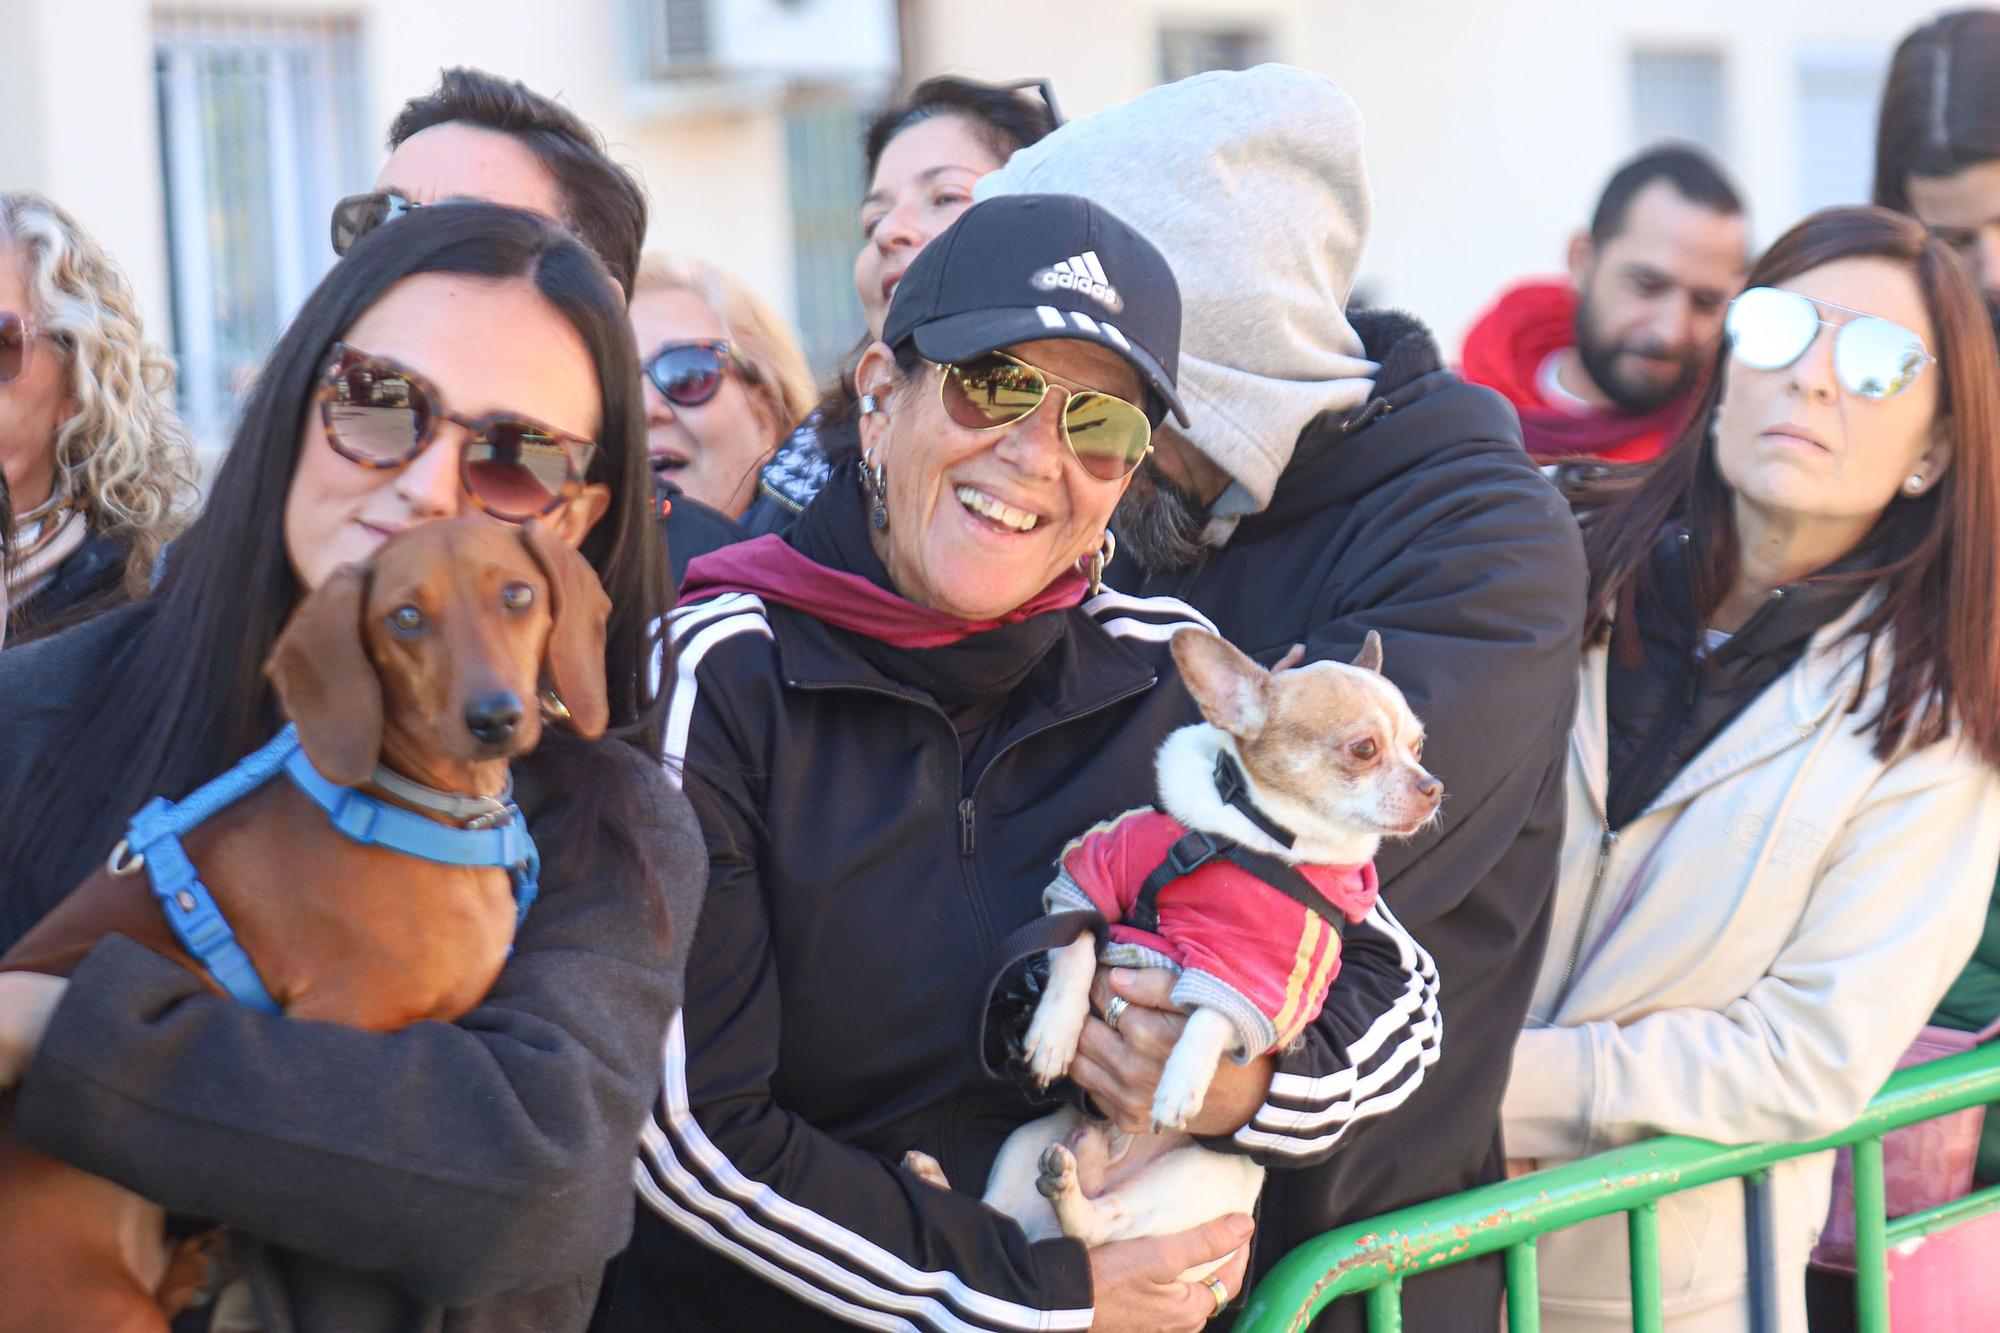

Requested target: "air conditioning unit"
[{"left": 637, "top": 0, "right": 898, "bottom": 87}]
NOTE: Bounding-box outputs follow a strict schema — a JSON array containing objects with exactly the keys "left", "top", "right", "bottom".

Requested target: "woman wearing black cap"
[{"left": 592, "top": 195, "right": 1408, "bottom": 1332}]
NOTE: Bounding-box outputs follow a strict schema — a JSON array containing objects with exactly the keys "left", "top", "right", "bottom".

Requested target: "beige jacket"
[{"left": 1502, "top": 601, "right": 2000, "bottom": 1333}]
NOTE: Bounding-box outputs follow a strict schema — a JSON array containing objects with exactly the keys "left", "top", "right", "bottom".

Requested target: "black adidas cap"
[{"left": 882, "top": 193, "right": 1189, "bottom": 427}]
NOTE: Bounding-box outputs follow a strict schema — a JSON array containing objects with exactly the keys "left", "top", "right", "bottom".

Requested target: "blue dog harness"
[{"left": 112, "top": 724, "right": 541, "bottom": 1013}]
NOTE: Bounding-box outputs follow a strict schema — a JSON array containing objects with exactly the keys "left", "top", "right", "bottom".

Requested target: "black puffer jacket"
[
  {"left": 1117, "top": 310, "right": 1588, "bottom": 1332},
  {"left": 4, "top": 529, "right": 128, "bottom": 643},
  {"left": 595, "top": 475, "right": 1441, "bottom": 1332}
]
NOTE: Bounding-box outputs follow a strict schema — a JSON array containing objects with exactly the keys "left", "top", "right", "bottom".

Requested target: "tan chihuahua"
[{"left": 909, "top": 627, "right": 1440, "bottom": 1273}]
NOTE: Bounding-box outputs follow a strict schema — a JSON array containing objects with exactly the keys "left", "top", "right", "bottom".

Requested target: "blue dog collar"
[{"left": 118, "top": 724, "right": 540, "bottom": 1012}]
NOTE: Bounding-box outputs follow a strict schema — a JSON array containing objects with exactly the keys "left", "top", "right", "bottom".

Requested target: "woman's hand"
[
  {"left": 1068, "top": 967, "right": 1274, "bottom": 1136},
  {"left": 1088, "top": 1212, "right": 1254, "bottom": 1331},
  {"left": 0, "top": 972, "right": 68, "bottom": 1089}
]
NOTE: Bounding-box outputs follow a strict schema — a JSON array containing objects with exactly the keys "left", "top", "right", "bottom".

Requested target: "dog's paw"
[
  {"left": 1150, "top": 1068, "right": 1206, "bottom": 1134},
  {"left": 1022, "top": 1005, "right": 1086, "bottom": 1089},
  {"left": 1036, "top": 1143, "right": 1080, "bottom": 1202},
  {"left": 902, "top": 1150, "right": 950, "bottom": 1190}
]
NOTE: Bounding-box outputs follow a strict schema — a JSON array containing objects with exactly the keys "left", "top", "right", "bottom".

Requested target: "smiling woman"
[
  {"left": 597, "top": 194, "right": 1291, "bottom": 1333},
  {"left": 0, "top": 204, "right": 704, "bottom": 1333},
  {"left": 1507, "top": 205, "right": 2000, "bottom": 1332}
]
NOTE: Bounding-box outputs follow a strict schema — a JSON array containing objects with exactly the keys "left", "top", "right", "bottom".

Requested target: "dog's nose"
[
  {"left": 1416, "top": 776, "right": 1444, "bottom": 801},
  {"left": 464, "top": 691, "right": 524, "bottom": 745}
]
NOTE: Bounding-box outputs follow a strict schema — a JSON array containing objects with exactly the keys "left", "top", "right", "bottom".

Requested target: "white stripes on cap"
[{"left": 1032, "top": 305, "right": 1132, "bottom": 349}]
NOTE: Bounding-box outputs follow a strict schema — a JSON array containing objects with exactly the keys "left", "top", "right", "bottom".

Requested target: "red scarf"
[
  {"left": 679, "top": 535, "right": 1089, "bottom": 649},
  {"left": 1460, "top": 279, "right": 1687, "bottom": 464}
]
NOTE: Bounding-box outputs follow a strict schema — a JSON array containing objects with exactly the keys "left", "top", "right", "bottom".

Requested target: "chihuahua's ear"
[
  {"left": 1172, "top": 627, "right": 1272, "bottom": 739},
  {"left": 1351, "top": 630, "right": 1384, "bottom": 676},
  {"left": 265, "top": 563, "right": 383, "bottom": 785},
  {"left": 520, "top": 519, "right": 612, "bottom": 739},
  {"left": 1272, "top": 643, "right": 1307, "bottom": 673}
]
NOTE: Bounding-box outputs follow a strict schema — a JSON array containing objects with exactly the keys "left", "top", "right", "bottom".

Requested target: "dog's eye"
[
  {"left": 1349, "top": 738, "right": 1378, "bottom": 762},
  {"left": 388, "top": 605, "right": 427, "bottom": 636},
  {"left": 501, "top": 582, "right": 535, "bottom": 612}
]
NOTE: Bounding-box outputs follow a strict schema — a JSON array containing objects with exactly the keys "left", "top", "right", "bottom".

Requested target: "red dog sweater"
[{"left": 1046, "top": 807, "right": 1380, "bottom": 1059}]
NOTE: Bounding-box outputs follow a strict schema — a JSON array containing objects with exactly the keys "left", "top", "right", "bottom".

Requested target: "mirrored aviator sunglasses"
[
  {"left": 317, "top": 344, "right": 597, "bottom": 522},
  {"left": 1725, "top": 286, "right": 1936, "bottom": 400},
  {"left": 643, "top": 340, "right": 734, "bottom": 407},
  {"left": 330, "top": 190, "right": 422, "bottom": 257},
  {"left": 937, "top": 351, "right": 1154, "bottom": 482}
]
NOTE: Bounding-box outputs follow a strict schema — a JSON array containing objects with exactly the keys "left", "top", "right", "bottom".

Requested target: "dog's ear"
[
  {"left": 520, "top": 519, "right": 611, "bottom": 740},
  {"left": 1171, "top": 627, "right": 1271, "bottom": 739},
  {"left": 1272, "top": 643, "right": 1307, "bottom": 673},
  {"left": 265, "top": 563, "right": 383, "bottom": 785},
  {"left": 1351, "top": 630, "right": 1384, "bottom": 675}
]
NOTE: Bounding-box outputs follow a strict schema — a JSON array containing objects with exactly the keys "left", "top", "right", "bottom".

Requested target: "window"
[
  {"left": 1631, "top": 50, "right": 1727, "bottom": 156},
  {"left": 154, "top": 12, "right": 367, "bottom": 442},
  {"left": 1159, "top": 26, "right": 1272, "bottom": 84},
  {"left": 640, "top": 0, "right": 714, "bottom": 78},
  {"left": 785, "top": 95, "right": 868, "bottom": 376},
  {"left": 1797, "top": 50, "right": 1889, "bottom": 213}
]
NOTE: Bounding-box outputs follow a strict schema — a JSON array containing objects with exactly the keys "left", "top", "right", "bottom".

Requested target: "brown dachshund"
[{"left": 0, "top": 514, "right": 612, "bottom": 1332}]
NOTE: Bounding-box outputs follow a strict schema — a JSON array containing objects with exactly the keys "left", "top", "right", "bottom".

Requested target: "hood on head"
[{"left": 977, "top": 64, "right": 1379, "bottom": 511}]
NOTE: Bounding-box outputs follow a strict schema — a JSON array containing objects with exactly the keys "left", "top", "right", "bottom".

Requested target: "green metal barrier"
[{"left": 1237, "top": 1043, "right": 2000, "bottom": 1333}]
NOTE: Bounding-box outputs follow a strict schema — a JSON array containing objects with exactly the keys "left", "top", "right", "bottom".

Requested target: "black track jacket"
[
  {"left": 594, "top": 481, "right": 1443, "bottom": 1331},
  {"left": 1119, "top": 311, "right": 1589, "bottom": 1332}
]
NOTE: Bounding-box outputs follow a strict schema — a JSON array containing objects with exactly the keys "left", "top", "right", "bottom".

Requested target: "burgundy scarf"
[{"left": 679, "top": 535, "right": 1089, "bottom": 649}]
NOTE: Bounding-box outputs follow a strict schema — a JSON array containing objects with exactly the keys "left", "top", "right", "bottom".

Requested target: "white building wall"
[{"left": 1, "top": 0, "right": 1951, "bottom": 423}]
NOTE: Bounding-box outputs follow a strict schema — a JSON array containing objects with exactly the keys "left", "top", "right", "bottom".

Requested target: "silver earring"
[
  {"left": 1905, "top": 473, "right": 1926, "bottom": 495},
  {"left": 860, "top": 447, "right": 890, "bottom": 530},
  {"left": 859, "top": 393, "right": 881, "bottom": 416},
  {"left": 1079, "top": 529, "right": 1116, "bottom": 597}
]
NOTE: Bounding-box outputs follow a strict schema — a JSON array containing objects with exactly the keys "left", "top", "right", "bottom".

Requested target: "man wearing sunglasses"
[
  {"left": 1463, "top": 144, "right": 1749, "bottom": 465},
  {"left": 333, "top": 67, "right": 747, "bottom": 583},
  {"left": 981, "top": 66, "right": 1590, "bottom": 1332}
]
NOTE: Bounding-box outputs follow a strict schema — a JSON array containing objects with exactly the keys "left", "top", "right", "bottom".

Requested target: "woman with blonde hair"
[
  {"left": 0, "top": 192, "right": 196, "bottom": 639},
  {"left": 628, "top": 253, "right": 812, "bottom": 521}
]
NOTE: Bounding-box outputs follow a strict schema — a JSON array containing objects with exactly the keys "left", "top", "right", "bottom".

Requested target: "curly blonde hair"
[{"left": 1, "top": 192, "right": 197, "bottom": 591}]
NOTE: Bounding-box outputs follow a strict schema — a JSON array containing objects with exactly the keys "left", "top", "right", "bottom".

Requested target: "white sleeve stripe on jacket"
[
  {"left": 662, "top": 602, "right": 772, "bottom": 792},
  {"left": 641, "top": 1015, "right": 1095, "bottom": 1332},
  {"left": 1232, "top": 902, "right": 1441, "bottom": 1154},
  {"left": 1082, "top": 587, "right": 1219, "bottom": 633},
  {"left": 633, "top": 1159, "right": 917, "bottom": 1333}
]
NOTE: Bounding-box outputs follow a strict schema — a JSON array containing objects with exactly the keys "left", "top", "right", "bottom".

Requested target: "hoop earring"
[
  {"left": 1079, "top": 529, "right": 1116, "bottom": 597},
  {"left": 860, "top": 447, "right": 890, "bottom": 531}
]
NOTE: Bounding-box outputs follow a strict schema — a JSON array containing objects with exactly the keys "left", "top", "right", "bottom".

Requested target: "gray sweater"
[{"left": 0, "top": 606, "right": 705, "bottom": 1332}]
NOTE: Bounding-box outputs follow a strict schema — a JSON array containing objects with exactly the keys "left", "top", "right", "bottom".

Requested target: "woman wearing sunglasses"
[
  {"left": 629, "top": 254, "right": 814, "bottom": 520},
  {"left": 0, "top": 192, "right": 196, "bottom": 643},
  {"left": 597, "top": 195, "right": 1261, "bottom": 1333},
  {"left": 741, "top": 75, "right": 1059, "bottom": 535},
  {"left": 0, "top": 204, "right": 704, "bottom": 1331},
  {"left": 1503, "top": 206, "right": 2000, "bottom": 1332}
]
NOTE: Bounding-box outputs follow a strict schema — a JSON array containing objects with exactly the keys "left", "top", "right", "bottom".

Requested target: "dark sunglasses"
[
  {"left": 317, "top": 343, "right": 598, "bottom": 521},
  {"left": 936, "top": 350, "right": 1154, "bottom": 482},
  {"left": 643, "top": 340, "right": 746, "bottom": 408},
  {"left": 1726, "top": 286, "right": 1936, "bottom": 400},
  {"left": 330, "top": 190, "right": 422, "bottom": 256},
  {"left": 0, "top": 312, "right": 55, "bottom": 385}
]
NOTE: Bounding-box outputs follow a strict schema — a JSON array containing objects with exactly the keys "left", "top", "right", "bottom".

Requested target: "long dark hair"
[
  {"left": 1573, "top": 206, "right": 2000, "bottom": 766},
  {"left": 0, "top": 204, "right": 670, "bottom": 942},
  {"left": 1874, "top": 10, "right": 2000, "bottom": 213},
  {"left": 815, "top": 76, "right": 1059, "bottom": 429}
]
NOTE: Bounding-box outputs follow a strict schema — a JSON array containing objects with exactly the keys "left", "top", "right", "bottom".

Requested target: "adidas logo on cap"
[{"left": 1030, "top": 250, "right": 1123, "bottom": 313}]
